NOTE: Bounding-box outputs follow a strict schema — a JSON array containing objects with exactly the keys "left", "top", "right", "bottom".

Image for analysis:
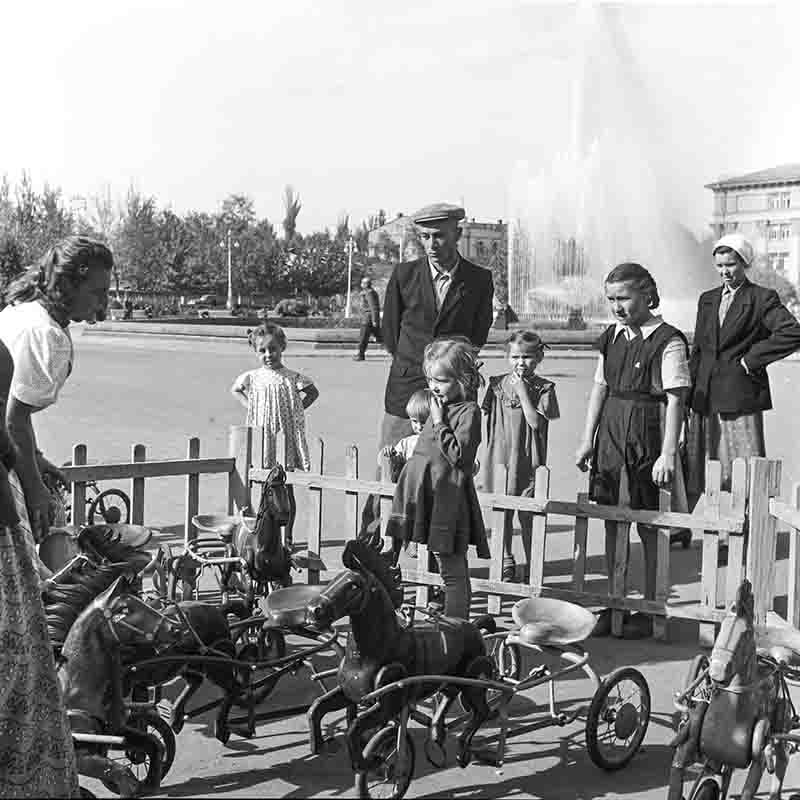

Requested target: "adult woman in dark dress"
[{"left": 686, "top": 234, "right": 800, "bottom": 503}]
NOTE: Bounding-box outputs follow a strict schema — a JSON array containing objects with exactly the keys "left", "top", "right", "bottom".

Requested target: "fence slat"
[
  {"left": 487, "top": 466, "right": 508, "bottom": 616},
  {"left": 724, "top": 458, "right": 748, "bottom": 610},
  {"left": 653, "top": 489, "right": 672, "bottom": 642},
  {"left": 130, "top": 444, "right": 146, "bottom": 525},
  {"left": 700, "top": 461, "right": 722, "bottom": 647},
  {"left": 70, "top": 444, "right": 87, "bottom": 527},
  {"left": 184, "top": 438, "right": 200, "bottom": 547},
  {"left": 379, "top": 455, "right": 395, "bottom": 555},
  {"left": 416, "top": 544, "right": 435, "bottom": 607},
  {"left": 572, "top": 493, "right": 589, "bottom": 593},
  {"left": 228, "top": 425, "right": 253, "bottom": 514},
  {"left": 307, "top": 439, "right": 324, "bottom": 585},
  {"left": 527, "top": 466, "right": 550, "bottom": 596},
  {"left": 344, "top": 446, "right": 360, "bottom": 540},
  {"left": 747, "top": 458, "right": 779, "bottom": 626},
  {"left": 610, "top": 472, "right": 630, "bottom": 638},
  {"left": 62, "top": 458, "right": 233, "bottom": 482}
]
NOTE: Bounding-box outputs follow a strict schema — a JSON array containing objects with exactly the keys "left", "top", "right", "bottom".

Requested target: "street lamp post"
[
  {"left": 220, "top": 229, "right": 240, "bottom": 311},
  {"left": 344, "top": 236, "right": 356, "bottom": 318}
]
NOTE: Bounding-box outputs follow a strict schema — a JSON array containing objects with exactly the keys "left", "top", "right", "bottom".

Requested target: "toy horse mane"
[
  {"left": 342, "top": 539, "right": 404, "bottom": 609},
  {"left": 253, "top": 464, "right": 291, "bottom": 536},
  {"left": 734, "top": 579, "right": 754, "bottom": 622}
]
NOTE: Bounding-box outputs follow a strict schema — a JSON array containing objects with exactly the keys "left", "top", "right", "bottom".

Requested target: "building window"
[
  {"left": 725, "top": 222, "right": 738, "bottom": 233},
  {"left": 767, "top": 192, "right": 791, "bottom": 210},
  {"left": 780, "top": 224, "right": 792, "bottom": 240},
  {"left": 725, "top": 194, "right": 738, "bottom": 213}
]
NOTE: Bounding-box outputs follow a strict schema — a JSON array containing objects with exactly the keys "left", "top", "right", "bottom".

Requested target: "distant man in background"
[{"left": 353, "top": 277, "right": 381, "bottom": 361}]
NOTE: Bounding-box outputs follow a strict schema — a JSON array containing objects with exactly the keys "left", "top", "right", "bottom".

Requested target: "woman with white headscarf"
[{"left": 686, "top": 233, "right": 800, "bottom": 502}]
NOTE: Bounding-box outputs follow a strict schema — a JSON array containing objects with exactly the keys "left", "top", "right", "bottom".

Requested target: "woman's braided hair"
[{"left": 4, "top": 236, "right": 113, "bottom": 324}]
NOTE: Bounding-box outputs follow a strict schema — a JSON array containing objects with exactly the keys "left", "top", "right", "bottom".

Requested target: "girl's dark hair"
[
  {"left": 604, "top": 262, "right": 660, "bottom": 309},
  {"left": 4, "top": 236, "right": 113, "bottom": 324},
  {"left": 505, "top": 329, "right": 547, "bottom": 357},
  {"left": 246, "top": 322, "right": 287, "bottom": 351}
]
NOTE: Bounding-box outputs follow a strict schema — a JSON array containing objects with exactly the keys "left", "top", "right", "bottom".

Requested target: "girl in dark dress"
[
  {"left": 386, "top": 337, "right": 490, "bottom": 619},
  {"left": 576, "top": 263, "right": 690, "bottom": 639}
]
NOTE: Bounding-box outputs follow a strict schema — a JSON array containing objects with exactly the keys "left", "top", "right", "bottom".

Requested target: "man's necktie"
[
  {"left": 718, "top": 288, "right": 734, "bottom": 326},
  {"left": 434, "top": 271, "right": 450, "bottom": 310}
]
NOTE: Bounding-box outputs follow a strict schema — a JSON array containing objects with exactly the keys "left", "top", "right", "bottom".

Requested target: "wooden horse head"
[{"left": 709, "top": 579, "right": 757, "bottom": 686}]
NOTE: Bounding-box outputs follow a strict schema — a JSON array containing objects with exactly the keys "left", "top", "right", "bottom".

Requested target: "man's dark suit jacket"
[
  {"left": 689, "top": 279, "right": 800, "bottom": 415},
  {"left": 359, "top": 288, "right": 381, "bottom": 326},
  {"left": 381, "top": 257, "right": 494, "bottom": 417}
]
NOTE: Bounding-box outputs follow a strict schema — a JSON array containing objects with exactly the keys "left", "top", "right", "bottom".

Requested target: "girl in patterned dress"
[
  {"left": 231, "top": 322, "right": 319, "bottom": 545},
  {"left": 479, "top": 330, "right": 560, "bottom": 582}
]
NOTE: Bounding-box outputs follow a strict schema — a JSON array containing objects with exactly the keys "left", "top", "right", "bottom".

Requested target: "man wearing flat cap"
[
  {"left": 686, "top": 233, "right": 800, "bottom": 504},
  {"left": 380, "top": 202, "right": 494, "bottom": 445},
  {"left": 359, "top": 203, "right": 494, "bottom": 544}
]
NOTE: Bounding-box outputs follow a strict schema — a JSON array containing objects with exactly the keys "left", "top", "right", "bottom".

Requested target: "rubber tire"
[
  {"left": 127, "top": 709, "right": 177, "bottom": 780},
  {"left": 586, "top": 666, "right": 651, "bottom": 771},
  {"left": 494, "top": 640, "right": 522, "bottom": 681},
  {"left": 356, "top": 725, "right": 415, "bottom": 800},
  {"left": 689, "top": 776, "right": 720, "bottom": 800},
  {"left": 88, "top": 488, "right": 131, "bottom": 525}
]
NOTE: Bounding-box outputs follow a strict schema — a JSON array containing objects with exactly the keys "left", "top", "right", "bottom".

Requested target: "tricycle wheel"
[
  {"left": 356, "top": 725, "right": 415, "bottom": 800},
  {"left": 88, "top": 488, "right": 131, "bottom": 525},
  {"left": 124, "top": 709, "right": 176, "bottom": 780},
  {"left": 586, "top": 666, "right": 650, "bottom": 771},
  {"left": 493, "top": 640, "right": 522, "bottom": 681},
  {"left": 685, "top": 654, "right": 710, "bottom": 693},
  {"left": 689, "top": 776, "right": 720, "bottom": 800},
  {"left": 103, "top": 729, "right": 163, "bottom": 795}
]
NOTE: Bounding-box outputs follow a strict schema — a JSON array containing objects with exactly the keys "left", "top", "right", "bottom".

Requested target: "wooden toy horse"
[
  {"left": 668, "top": 579, "right": 788, "bottom": 800},
  {"left": 58, "top": 576, "right": 248, "bottom": 795},
  {"left": 218, "top": 463, "right": 294, "bottom": 605},
  {"left": 306, "top": 540, "right": 494, "bottom": 772}
]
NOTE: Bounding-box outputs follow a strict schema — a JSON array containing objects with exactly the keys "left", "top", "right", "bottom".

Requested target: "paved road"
[{"left": 52, "top": 331, "right": 800, "bottom": 799}]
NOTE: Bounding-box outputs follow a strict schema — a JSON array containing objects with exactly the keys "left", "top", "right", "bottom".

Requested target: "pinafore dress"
[{"left": 590, "top": 323, "right": 687, "bottom": 511}]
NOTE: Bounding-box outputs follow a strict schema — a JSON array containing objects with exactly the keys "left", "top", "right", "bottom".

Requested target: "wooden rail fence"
[{"left": 61, "top": 425, "right": 800, "bottom": 644}]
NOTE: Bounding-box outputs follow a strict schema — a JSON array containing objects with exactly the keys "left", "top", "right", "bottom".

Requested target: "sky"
[{"left": 2, "top": 0, "right": 798, "bottom": 234}]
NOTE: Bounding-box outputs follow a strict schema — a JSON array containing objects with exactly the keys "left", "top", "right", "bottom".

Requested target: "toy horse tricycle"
[
  {"left": 303, "top": 541, "right": 651, "bottom": 800},
  {"left": 669, "top": 579, "right": 800, "bottom": 800}
]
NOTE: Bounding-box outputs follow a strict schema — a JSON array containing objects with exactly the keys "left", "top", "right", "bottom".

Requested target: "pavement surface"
[{"left": 52, "top": 332, "right": 800, "bottom": 799}]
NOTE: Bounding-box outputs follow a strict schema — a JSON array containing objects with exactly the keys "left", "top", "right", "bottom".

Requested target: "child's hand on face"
[
  {"left": 429, "top": 394, "right": 445, "bottom": 425},
  {"left": 379, "top": 445, "right": 395, "bottom": 458}
]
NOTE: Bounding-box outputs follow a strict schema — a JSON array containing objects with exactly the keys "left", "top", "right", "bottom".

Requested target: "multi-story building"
[
  {"left": 706, "top": 164, "right": 800, "bottom": 285},
  {"left": 367, "top": 214, "right": 507, "bottom": 265}
]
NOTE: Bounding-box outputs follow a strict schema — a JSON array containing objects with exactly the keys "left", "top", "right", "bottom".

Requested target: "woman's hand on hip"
[
  {"left": 575, "top": 440, "right": 593, "bottom": 472},
  {"left": 651, "top": 454, "right": 674, "bottom": 488}
]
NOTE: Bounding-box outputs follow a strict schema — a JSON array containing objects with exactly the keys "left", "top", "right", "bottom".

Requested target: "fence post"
[
  {"left": 527, "top": 466, "right": 550, "bottom": 597},
  {"left": 307, "top": 438, "right": 324, "bottom": 585},
  {"left": 487, "top": 465, "right": 508, "bottom": 616},
  {"left": 345, "top": 446, "right": 360, "bottom": 540},
  {"left": 228, "top": 425, "right": 253, "bottom": 515},
  {"left": 724, "top": 458, "right": 748, "bottom": 609},
  {"left": 184, "top": 438, "right": 200, "bottom": 547},
  {"left": 378, "top": 454, "right": 394, "bottom": 555},
  {"left": 130, "top": 444, "right": 146, "bottom": 525},
  {"left": 653, "top": 489, "right": 672, "bottom": 642},
  {"left": 572, "top": 493, "right": 589, "bottom": 593},
  {"left": 787, "top": 482, "right": 800, "bottom": 628},
  {"left": 746, "top": 457, "right": 780, "bottom": 626},
  {"left": 611, "top": 472, "right": 631, "bottom": 638},
  {"left": 70, "top": 444, "right": 87, "bottom": 527},
  {"left": 699, "top": 461, "right": 722, "bottom": 647}
]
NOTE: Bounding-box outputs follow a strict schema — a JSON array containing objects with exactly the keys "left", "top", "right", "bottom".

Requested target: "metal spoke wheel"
[
  {"left": 356, "top": 724, "right": 416, "bottom": 800},
  {"left": 673, "top": 653, "right": 711, "bottom": 730},
  {"left": 486, "top": 638, "right": 522, "bottom": 681},
  {"left": 689, "top": 776, "right": 720, "bottom": 800},
  {"left": 586, "top": 666, "right": 650, "bottom": 771},
  {"left": 124, "top": 709, "right": 176, "bottom": 781},
  {"left": 88, "top": 489, "right": 131, "bottom": 524}
]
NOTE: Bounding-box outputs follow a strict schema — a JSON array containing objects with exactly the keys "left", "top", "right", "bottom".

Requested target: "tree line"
[{"left": 0, "top": 174, "right": 385, "bottom": 301}]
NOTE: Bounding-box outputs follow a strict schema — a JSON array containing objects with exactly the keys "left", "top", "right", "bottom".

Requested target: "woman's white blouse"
[{"left": 0, "top": 302, "right": 72, "bottom": 408}]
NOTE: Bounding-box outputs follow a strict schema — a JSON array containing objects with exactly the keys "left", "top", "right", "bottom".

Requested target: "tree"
[
  {"left": 751, "top": 256, "right": 798, "bottom": 308},
  {"left": 282, "top": 186, "right": 302, "bottom": 243},
  {"left": 114, "top": 188, "right": 160, "bottom": 290}
]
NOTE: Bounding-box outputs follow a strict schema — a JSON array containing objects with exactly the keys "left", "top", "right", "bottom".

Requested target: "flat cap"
[{"left": 411, "top": 203, "right": 465, "bottom": 225}]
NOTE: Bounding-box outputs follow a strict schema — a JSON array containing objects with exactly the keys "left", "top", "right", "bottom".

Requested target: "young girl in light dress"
[
  {"left": 386, "top": 337, "right": 490, "bottom": 619},
  {"left": 479, "top": 330, "right": 560, "bottom": 582},
  {"left": 231, "top": 322, "right": 319, "bottom": 544}
]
